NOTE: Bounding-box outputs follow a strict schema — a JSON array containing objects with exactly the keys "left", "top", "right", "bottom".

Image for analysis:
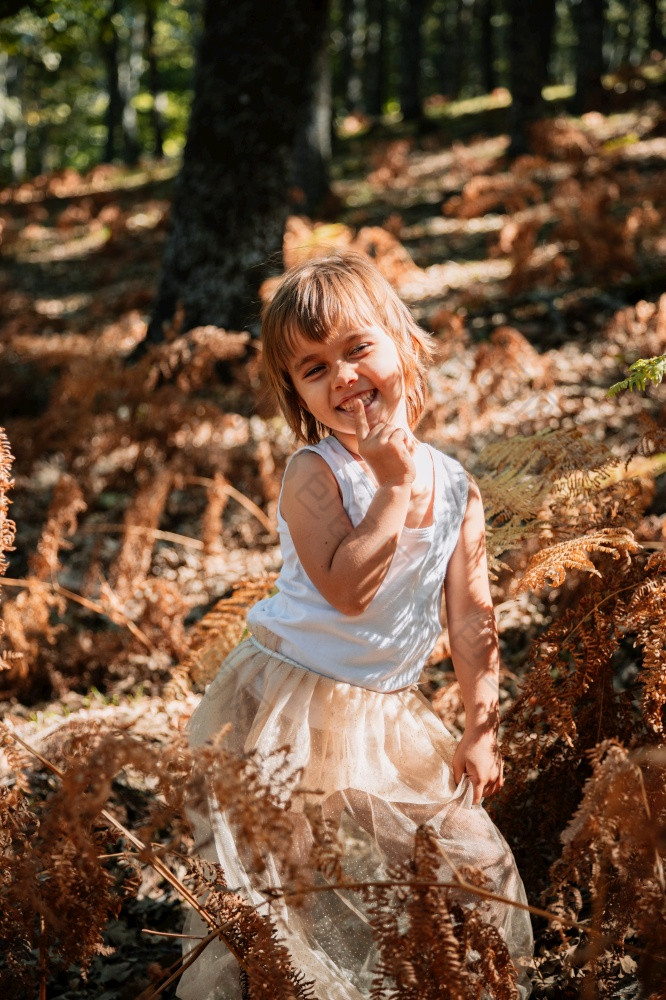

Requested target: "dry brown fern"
[
  {"left": 177, "top": 574, "right": 278, "bottom": 690},
  {"left": 362, "top": 825, "right": 519, "bottom": 1000},
  {"left": 0, "top": 719, "right": 317, "bottom": 997},
  {"left": 443, "top": 172, "right": 543, "bottom": 219},
  {"left": 547, "top": 741, "right": 666, "bottom": 996},
  {"left": 477, "top": 428, "right": 627, "bottom": 577},
  {"left": 552, "top": 177, "right": 638, "bottom": 280},
  {"left": 515, "top": 528, "right": 639, "bottom": 592},
  {"left": 201, "top": 471, "right": 229, "bottom": 555},
  {"left": 28, "top": 473, "right": 86, "bottom": 581},
  {"left": 624, "top": 551, "right": 666, "bottom": 734},
  {"left": 493, "top": 536, "right": 665, "bottom": 923},
  {"left": 109, "top": 467, "right": 174, "bottom": 603},
  {"left": 0, "top": 427, "right": 16, "bottom": 577},
  {"left": 0, "top": 428, "right": 17, "bottom": 673},
  {"left": 144, "top": 325, "right": 250, "bottom": 394}
]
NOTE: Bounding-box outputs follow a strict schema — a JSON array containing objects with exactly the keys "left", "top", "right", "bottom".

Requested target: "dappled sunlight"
[{"left": 1, "top": 67, "right": 665, "bottom": 999}]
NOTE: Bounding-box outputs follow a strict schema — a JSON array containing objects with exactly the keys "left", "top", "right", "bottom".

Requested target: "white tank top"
[{"left": 247, "top": 436, "right": 469, "bottom": 692}]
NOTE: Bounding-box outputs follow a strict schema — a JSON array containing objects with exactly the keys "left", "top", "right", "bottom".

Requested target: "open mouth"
[{"left": 336, "top": 389, "right": 377, "bottom": 413}]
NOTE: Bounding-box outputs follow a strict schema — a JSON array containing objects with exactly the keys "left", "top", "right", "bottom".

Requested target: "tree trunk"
[
  {"left": 479, "top": 0, "right": 496, "bottom": 94},
  {"left": 120, "top": 8, "right": 143, "bottom": 165},
  {"left": 140, "top": 0, "right": 328, "bottom": 350},
  {"left": 571, "top": 0, "right": 607, "bottom": 114},
  {"left": 100, "top": 0, "right": 123, "bottom": 162},
  {"left": 364, "top": 0, "right": 387, "bottom": 115},
  {"left": 507, "top": 0, "right": 556, "bottom": 156},
  {"left": 342, "top": 0, "right": 365, "bottom": 111},
  {"left": 5, "top": 54, "right": 27, "bottom": 180},
  {"left": 436, "top": 0, "right": 463, "bottom": 99},
  {"left": 291, "top": 36, "right": 333, "bottom": 216},
  {"left": 399, "top": 0, "right": 427, "bottom": 121},
  {"left": 144, "top": 0, "right": 164, "bottom": 157},
  {"left": 647, "top": 0, "right": 666, "bottom": 52}
]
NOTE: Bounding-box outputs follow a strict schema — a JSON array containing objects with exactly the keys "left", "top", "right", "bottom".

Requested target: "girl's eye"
[
  {"left": 350, "top": 343, "right": 370, "bottom": 355},
  {"left": 304, "top": 365, "right": 324, "bottom": 378}
]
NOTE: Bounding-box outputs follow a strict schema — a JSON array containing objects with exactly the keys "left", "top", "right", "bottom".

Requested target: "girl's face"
[{"left": 287, "top": 321, "right": 410, "bottom": 451}]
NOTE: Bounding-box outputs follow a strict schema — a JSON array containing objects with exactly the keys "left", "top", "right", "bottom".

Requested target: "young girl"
[{"left": 177, "top": 252, "right": 533, "bottom": 999}]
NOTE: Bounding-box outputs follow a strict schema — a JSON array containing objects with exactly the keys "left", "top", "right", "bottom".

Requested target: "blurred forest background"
[{"left": 0, "top": 1, "right": 665, "bottom": 999}]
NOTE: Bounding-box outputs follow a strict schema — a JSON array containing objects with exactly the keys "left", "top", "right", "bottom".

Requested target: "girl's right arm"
[{"left": 280, "top": 401, "right": 414, "bottom": 616}]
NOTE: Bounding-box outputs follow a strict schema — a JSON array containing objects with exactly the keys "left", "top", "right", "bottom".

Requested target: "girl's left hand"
[{"left": 452, "top": 729, "right": 504, "bottom": 805}]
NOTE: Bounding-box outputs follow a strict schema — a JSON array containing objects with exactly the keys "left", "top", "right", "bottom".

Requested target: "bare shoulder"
[
  {"left": 464, "top": 471, "right": 483, "bottom": 509},
  {"left": 280, "top": 450, "right": 343, "bottom": 523}
]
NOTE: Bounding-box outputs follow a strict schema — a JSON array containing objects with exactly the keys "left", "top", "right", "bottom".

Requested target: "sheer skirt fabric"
[{"left": 177, "top": 625, "right": 533, "bottom": 999}]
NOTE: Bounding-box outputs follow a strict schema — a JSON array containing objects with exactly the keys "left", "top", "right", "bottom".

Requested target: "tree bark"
[
  {"left": 342, "top": 0, "right": 365, "bottom": 111},
  {"left": 571, "top": 0, "right": 607, "bottom": 114},
  {"left": 479, "top": 0, "right": 496, "bottom": 94},
  {"left": 144, "top": 0, "right": 164, "bottom": 157},
  {"left": 364, "top": 0, "right": 387, "bottom": 116},
  {"left": 100, "top": 0, "right": 123, "bottom": 162},
  {"left": 507, "top": 0, "right": 556, "bottom": 156},
  {"left": 436, "top": 0, "right": 463, "bottom": 99},
  {"left": 120, "top": 8, "right": 143, "bottom": 165},
  {"left": 140, "top": 0, "right": 328, "bottom": 349},
  {"left": 399, "top": 0, "right": 427, "bottom": 121},
  {"left": 647, "top": 0, "right": 665, "bottom": 53},
  {"left": 6, "top": 53, "right": 27, "bottom": 180},
  {"left": 290, "top": 36, "right": 333, "bottom": 217}
]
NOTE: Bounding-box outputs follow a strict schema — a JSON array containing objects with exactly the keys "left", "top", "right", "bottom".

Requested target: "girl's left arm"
[{"left": 443, "top": 474, "right": 503, "bottom": 805}]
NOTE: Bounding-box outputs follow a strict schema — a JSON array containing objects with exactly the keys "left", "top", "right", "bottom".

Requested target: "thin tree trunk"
[
  {"left": 364, "top": 0, "right": 387, "bottom": 115},
  {"left": 120, "top": 8, "right": 143, "bottom": 165},
  {"left": 291, "top": 37, "right": 333, "bottom": 216},
  {"left": 571, "top": 0, "right": 607, "bottom": 114},
  {"left": 344, "top": 0, "right": 365, "bottom": 110},
  {"left": 139, "top": 0, "right": 328, "bottom": 351},
  {"left": 100, "top": 0, "right": 123, "bottom": 162},
  {"left": 400, "top": 0, "right": 427, "bottom": 121},
  {"left": 437, "top": 0, "right": 463, "bottom": 99},
  {"left": 647, "top": 0, "right": 666, "bottom": 51},
  {"left": 144, "top": 0, "right": 164, "bottom": 157},
  {"left": 507, "top": 0, "right": 556, "bottom": 156},
  {"left": 626, "top": 0, "right": 638, "bottom": 64},
  {"left": 8, "top": 55, "right": 26, "bottom": 180},
  {"left": 479, "top": 0, "right": 496, "bottom": 94}
]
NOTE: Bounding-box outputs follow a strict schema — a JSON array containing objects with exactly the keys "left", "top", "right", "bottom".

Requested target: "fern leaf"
[
  {"left": 607, "top": 353, "right": 666, "bottom": 396},
  {"left": 180, "top": 574, "right": 278, "bottom": 689},
  {"left": 516, "top": 528, "right": 639, "bottom": 592},
  {"left": 0, "top": 428, "right": 16, "bottom": 577}
]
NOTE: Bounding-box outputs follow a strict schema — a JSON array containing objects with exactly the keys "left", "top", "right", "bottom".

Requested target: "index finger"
[{"left": 353, "top": 397, "right": 370, "bottom": 441}]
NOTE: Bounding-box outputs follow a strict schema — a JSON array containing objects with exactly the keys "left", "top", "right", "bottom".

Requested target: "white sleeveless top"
[{"left": 247, "top": 436, "right": 469, "bottom": 692}]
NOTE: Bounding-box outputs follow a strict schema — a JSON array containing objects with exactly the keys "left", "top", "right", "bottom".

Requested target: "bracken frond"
[
  {"left": 516, "top": 528, "right": 639, "bottom": 592},
  {"left": 109, "top": 467, "right": 174, "bottom": 602},
  {"left": 548, "top": 742, "right": 666, "bottom": 993},
  {"left": 0, "top": 427, "right": 16, "bottom": 577},
  {"left": 607, "top": 353, "right": 666, "bottom": 396},
  {"left": 179, "top": 574, "right": 278, "bottom": 690},
  {"left": 28, "top": 473, "right": 86, "bottom": 581}
]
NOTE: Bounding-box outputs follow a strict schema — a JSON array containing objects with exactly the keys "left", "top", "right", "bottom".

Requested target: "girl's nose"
[{"left": 333, "top": 361, "right": 357, "bottom": 388}]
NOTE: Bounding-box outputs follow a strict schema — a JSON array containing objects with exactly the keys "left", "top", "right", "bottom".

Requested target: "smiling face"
[
  {"left": 261, "top": 252, "right": 435, "bottom": 443},
  {"left": 287, "top": 323, "right": 409, "bottom": 452}
]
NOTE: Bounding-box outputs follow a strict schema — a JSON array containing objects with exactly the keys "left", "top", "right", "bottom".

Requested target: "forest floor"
[{"left": 1, "top": 86, "right": 665, "bottom": 999}]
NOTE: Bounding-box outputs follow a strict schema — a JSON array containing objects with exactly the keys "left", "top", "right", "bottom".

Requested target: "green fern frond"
[{"left": 607, "top": 354, "right": 666, "bottom": 396}]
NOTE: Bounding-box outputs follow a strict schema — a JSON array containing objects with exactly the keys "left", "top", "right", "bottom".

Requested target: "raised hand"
[{"left": 353, "top": 398, "right": 416, "bottom": 488}]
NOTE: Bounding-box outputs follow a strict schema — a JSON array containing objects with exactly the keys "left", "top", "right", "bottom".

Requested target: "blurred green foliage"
[
  {"left": 0, "top": 0, "right": 198, "bottom": 180},
  {"left": 0, "top": 0, "right": 660, "bottom": 183}
]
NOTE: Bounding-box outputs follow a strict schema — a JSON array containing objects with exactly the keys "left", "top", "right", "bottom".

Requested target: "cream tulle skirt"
[{"left": 177, "top": 625, "right": 533, "bottom": 1000}]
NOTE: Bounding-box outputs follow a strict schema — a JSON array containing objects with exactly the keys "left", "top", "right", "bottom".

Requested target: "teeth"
[{"left": 338, "top": 391, "right": 374, "bottom": 412}]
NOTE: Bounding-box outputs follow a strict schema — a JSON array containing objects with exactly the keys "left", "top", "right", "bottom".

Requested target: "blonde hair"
[{"left": 261, "top": 251, "right": 434, "bottom": 443}]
